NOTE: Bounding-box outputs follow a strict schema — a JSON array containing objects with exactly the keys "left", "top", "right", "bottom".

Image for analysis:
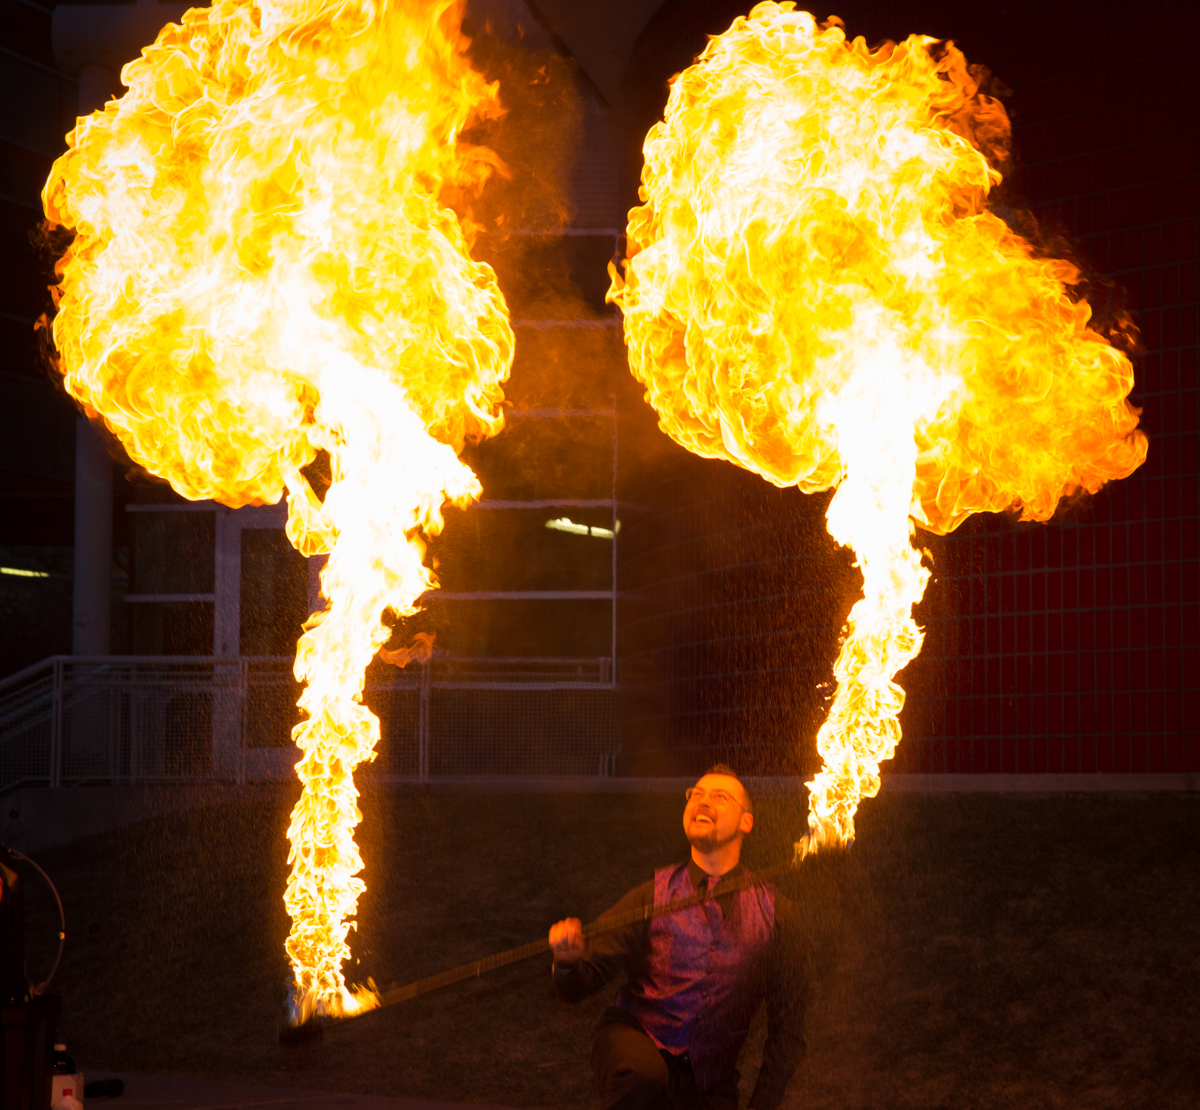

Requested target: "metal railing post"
[
  {"left": 418, "top": 660, "right": 431, "bottom": 782},
  {"left": 49, "top": 658, "right": 64, "bottom": 788},
  {"left": 611, "top": 395, "right": 618, "bottom": 688},
  {"left": 0, "top": 651, "right": 627, "bottom": 790},
  {"left": 108, "top": 668, "right": 121, "bottom": 782},
  {"left": 130, "top": 678, "right": 140, "bottom": 785}
]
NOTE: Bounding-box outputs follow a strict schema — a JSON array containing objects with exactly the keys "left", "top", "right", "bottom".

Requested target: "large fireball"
[
  {"left": 43, "top": 0, "right": 514, "bottom": 1018},
  {"left": 610, "top": 2, "right": 1147, "bottom": 851}
]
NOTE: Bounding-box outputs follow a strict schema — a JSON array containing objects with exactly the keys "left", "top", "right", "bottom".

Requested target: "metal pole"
[
  {"left": 211, "top": 507, "right": 243, "bottom": 779},
  {"left": 108, "top": 670, "right": 119, "bottom": 781},
  {"left": 69, "top": 65, "right": 118, "bottom": 658},
  {"left": 55, "top": 5, "right": 192, "bottom": 658},
  {"left": 130, "top": 680, "right": 140, "bottom": 785},
  {"left": 72, "top": 417, "right": 113, "bottom": 656},
  {"left": 610, "top": 396, "right": 618, "bottom": 686},
  {"left": 49, "top": 659, "right": 63, "bottom": 788}
]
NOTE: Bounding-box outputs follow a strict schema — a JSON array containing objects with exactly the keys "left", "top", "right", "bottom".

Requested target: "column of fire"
[
  {"left": 41, "top": 0, "right": 513, "bottom": 1020},
  {"left": 610, "top": 3, "right": 1147, "bottom": 853}
]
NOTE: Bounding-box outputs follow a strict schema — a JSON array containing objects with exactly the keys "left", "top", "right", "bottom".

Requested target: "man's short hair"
[{"left": 705, "top": 763, "right": 752, "bottom": 813}]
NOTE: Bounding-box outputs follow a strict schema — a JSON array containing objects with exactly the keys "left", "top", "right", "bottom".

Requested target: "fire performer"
[{"left": 549, "top": 766, "right": 806, "bottom": 1110}]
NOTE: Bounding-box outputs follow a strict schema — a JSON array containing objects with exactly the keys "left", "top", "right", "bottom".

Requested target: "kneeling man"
[{"left": 549, "top": 765, "right": 806, "bottom": 1110}]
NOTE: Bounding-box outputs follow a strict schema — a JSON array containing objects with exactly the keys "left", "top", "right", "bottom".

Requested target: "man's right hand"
[{"left": 549, "top": 917, "right": 586, "bottom": 965}]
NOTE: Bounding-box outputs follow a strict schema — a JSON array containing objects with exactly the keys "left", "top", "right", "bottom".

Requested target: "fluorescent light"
[
  {"left": 545, "top": 517, "right": 619, "bottom": 540},
  {"left": 1, "top": 567, "right": 50, "bottom": 578},
  {"left": 546, "top": 517, "right": 589, "bottom": 536}
]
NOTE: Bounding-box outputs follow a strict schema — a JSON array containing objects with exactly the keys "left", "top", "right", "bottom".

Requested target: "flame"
[
  {"left": 42, "top": 0, "right": 513, "bottom": 1018},
  {"left": 609, "top": 3, "right": 1147, "bottom": 854}
]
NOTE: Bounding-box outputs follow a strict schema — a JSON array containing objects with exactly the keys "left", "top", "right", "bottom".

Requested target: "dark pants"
[{"left": 591, "top": 1012, "right": 739, "bottom": 1110}]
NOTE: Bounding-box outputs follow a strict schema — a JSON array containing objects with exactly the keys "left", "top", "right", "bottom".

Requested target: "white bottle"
[{"left": 51, "top": 1042, "right": 84, "bottom": 1109}]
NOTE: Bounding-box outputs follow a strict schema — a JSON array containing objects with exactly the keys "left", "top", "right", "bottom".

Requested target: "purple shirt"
[{"left": 553, "top": 859, "right": 806, "bottom": 1109}]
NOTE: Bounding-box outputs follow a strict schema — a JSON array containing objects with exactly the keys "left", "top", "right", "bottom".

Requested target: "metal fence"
[{"left": 0, "top": 654, "right": 618, "bottom": 794}]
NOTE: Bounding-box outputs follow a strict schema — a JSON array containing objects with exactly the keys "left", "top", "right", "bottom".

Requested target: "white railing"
[{"left": 0, "top": 654, "right": 618, "bottom": 793}]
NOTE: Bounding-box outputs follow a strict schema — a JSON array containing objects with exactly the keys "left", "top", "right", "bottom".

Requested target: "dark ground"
[{"left": 22, "top": 788, "right": 1200, "bottom": 1109}]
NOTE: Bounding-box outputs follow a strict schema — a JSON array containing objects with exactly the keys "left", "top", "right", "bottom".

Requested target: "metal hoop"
[{"left": 7, "top": 846, "right": 65, "bottom": 995}]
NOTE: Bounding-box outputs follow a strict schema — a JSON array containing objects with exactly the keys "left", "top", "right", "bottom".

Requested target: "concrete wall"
[
  {"left": 3, "top": 773, "right": 1198, "bottom": 855},
  {"left": 1, "top": 783, "right": 294, "bottom": 855}
]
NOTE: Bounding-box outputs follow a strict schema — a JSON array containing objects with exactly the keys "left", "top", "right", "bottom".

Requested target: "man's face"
[{"left": 683, "top": 773, "right": 753, "bottom": 853}]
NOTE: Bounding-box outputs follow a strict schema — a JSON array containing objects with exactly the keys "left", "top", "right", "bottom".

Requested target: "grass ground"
[{"left": 22, "top": 787, "right": 1200, "bottom": 1109}]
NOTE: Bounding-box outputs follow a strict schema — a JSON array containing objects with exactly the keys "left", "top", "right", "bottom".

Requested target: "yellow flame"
[
  {"left": 609, "top": 3, "right": 1147, "bottom": 854},
  {"left": 42, "top": 0, "right": 513, "bottom": 1018}
]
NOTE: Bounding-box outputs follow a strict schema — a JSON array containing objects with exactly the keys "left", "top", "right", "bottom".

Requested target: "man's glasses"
[{"left": 685, "top": 787, "right": 740, "bottom": 808}]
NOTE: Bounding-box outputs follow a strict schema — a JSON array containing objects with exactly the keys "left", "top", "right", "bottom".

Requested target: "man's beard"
[{"left": 687, "top": 820, "right": 740, "bottom": 854}]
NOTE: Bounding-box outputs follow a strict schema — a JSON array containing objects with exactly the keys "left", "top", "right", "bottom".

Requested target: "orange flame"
[
  {"left": 42, "top": 0, "right": 513, "bottom": 1018},
  {"left": 609, "top": 3, "right": 1147, "bottom": 855}
]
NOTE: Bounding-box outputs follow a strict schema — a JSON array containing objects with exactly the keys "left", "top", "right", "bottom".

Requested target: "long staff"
[{"left": 280, "top": 859, "right": 794, "bottom": 1045}]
